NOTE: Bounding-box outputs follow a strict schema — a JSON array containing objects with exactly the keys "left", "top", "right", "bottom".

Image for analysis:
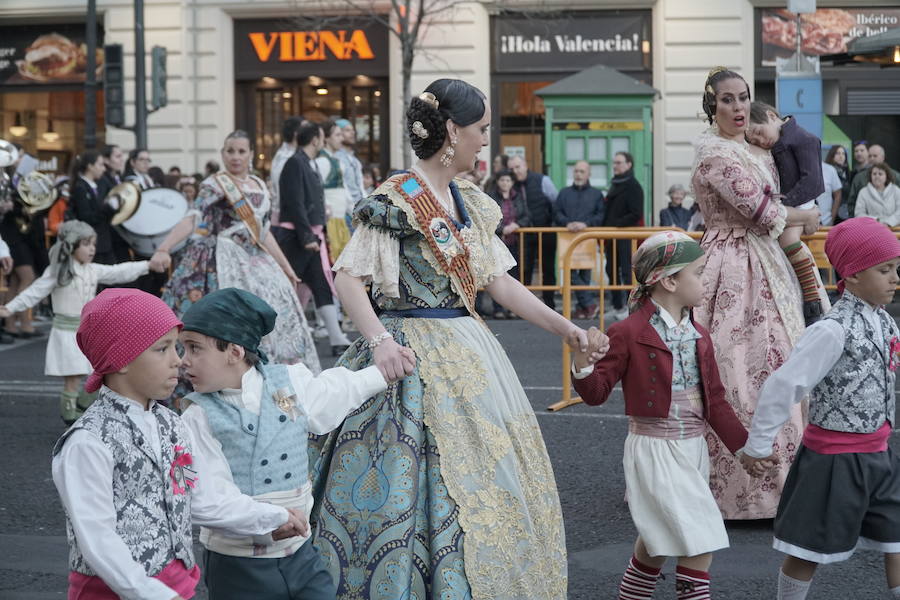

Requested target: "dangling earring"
[{"left": 440, "top": 137, "right": 457, "bottom": 168}]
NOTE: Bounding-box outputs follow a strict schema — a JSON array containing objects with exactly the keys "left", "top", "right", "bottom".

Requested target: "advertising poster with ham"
[
  {"left": 760, "top": 7, "right": 900, "bottom": 66},
  {"left": 0, "top": 23, "right": 104, "bottom": 85}
]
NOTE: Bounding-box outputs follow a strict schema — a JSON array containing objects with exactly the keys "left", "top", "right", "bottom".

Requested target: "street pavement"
[{"left": 1, "top": 313, "right": 899, "bottom": 599}]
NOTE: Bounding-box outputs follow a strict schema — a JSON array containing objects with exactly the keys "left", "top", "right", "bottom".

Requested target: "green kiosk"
[{"left": 535, "top": 64, "right": 658, "bottom": 220}]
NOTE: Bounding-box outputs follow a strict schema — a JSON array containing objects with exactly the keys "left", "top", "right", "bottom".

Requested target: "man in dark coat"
[
  {"left": 509, "top": 155, "right": 558, "bottom": 309},
  {"left": 554, "top": 161, "right": 604, "bottom": 318},
  {"left": 603, "top": 151, "right": 643, "bottom": 319}
]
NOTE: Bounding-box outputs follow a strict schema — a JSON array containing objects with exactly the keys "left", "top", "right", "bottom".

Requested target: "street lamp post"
[{"left": 134, "top": 0, "right": 148, "bottom": 149}]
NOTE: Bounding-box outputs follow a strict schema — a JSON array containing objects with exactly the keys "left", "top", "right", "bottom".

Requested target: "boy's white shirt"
[
  {"left": 743, "top": 300, "right": 885, "bottom": 458},
  {"left": 51, "top": 388, "right": 288, "bottom": 600},
  {"left": 180, "top": 362, "right": 387, "bottom": 556}
]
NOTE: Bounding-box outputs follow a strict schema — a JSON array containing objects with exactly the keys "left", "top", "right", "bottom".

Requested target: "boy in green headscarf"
[{"left": 178, "top": 287, "right": 399, "bottom": 599}]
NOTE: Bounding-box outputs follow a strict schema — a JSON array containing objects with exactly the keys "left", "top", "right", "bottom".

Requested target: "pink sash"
[{"left": 68, "top": 559, "right": 200, "bottom": 599}]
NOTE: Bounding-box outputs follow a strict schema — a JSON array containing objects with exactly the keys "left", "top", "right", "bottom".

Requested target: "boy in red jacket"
[{"left": 573, "top": 231, "right": 775, "bottom": 600}]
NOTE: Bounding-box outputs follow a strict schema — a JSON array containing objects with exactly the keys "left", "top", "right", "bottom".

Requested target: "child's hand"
[
  {"left": 0, "top": 255, "right": 11, "bottom": 274},
  {"left": 573, "top": 327, "right": 608, "bottom": 370},
  {"left": 0, "top": 305, "right": 11, "bottom": 319},
  {"left": 738, "top": 450, "right": 780, "bottom": 477},
  {"left": 272, "top": 507, "right": 310, "bottom": 540}
]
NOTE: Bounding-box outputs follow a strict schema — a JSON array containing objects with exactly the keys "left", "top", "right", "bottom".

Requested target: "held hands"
[
  {"left": 572, "top": 326, "right": 610, "bottom": 369},
  {"left": 0, "top": 305, "right": 11, "bottom": 319},
  {"left": 567, "top": 221, "right": 587, "bottom": 232},
  {"left": 803, "top": 209, "right": 821, "bottom": 235},
  {"left": 0, "top": 256, "right": 11, "bottom": 274},
  {"left": 304, "top": 241, "right": 320, "bottom": 252},
  {"left": 373, "top": 338, "right": 416, "bottom": 383},
  {"left": 149, "top": 250, "right": 171, "bottom": 272},
  {"left": 272, "top": 507, "right": 310, "bottom": 541},
  {"left": 738, "top": 450, "right": 780, "bottom": 478}
]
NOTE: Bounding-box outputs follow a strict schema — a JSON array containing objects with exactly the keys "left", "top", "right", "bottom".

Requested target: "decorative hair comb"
[
  {"left": 411, "top": 120, "right": 429, "bottom": 139},
  {"left": 418, "top": 91, "right": 439, "bottom": 110}
]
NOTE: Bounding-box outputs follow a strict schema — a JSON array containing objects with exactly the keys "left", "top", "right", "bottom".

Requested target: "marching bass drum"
[{"left": 115, "top": 187, "right": 188, "bottom": 257}]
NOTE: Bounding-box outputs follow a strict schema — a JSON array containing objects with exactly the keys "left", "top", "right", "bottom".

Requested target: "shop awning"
[
  {"left": 821, "top": 28, "right": 900, "bottom": 66},
  {"left": 535, "top": 64, "right": 659, "bottom": 98}
]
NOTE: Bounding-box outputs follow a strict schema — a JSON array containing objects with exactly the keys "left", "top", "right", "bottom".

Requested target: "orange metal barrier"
[{"left": 507, "top": 227, "right": 865, "bottom": 412}]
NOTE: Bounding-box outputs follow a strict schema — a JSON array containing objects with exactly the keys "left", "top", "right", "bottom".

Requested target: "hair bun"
[{"left": 406, "top": 97, "right": 447, "bottom": 160}]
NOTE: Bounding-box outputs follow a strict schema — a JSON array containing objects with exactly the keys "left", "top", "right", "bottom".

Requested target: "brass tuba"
[{"left": 15, "top": 170, "right": 58, "bottom": 234}]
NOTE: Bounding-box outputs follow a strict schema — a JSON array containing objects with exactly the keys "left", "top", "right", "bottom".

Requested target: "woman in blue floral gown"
[{"left": 308, "top": 79, "right": 598, "bottom": 600}]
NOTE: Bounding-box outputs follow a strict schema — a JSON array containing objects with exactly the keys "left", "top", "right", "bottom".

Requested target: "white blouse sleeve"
[
  {"left": 92, "top": 260, "right": 151, "bottom": 285},
  {"left": 332, "top": 224, "right": 401, "bottom": 298},
  {"left": 5, "top": 266, "right": 57, "bottom": 314},
  {"left": 287, "top": 363, "right": 388, "bottom": 435},
  {"left": 486, "top": 235, "right": 518, "bottom": 284}
]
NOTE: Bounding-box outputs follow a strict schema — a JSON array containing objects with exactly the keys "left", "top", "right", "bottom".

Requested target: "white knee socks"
[{"left": 777, "top": 570, "right": 811, "bottom": 600}]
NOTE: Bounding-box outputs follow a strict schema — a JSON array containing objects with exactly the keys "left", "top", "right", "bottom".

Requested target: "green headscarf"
[
  {"left": 627, "top": 230, "right": 704, "bottom": 314},
  {"left": 181, "top": 288, "right": 276, "bottom": 363}
]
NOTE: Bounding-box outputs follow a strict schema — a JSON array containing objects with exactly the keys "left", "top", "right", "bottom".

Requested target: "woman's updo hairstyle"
[
  {"left": 702, "top": 66, "right": 750, "bottom": 124},
  {"left": 406, "top": 79, "right": 486, "bottom": 160}
]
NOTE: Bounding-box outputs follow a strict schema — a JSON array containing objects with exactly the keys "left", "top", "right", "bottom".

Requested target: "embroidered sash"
[
  {"left": 393, "top": 172, "right": 478, "bottom": 314},
  {"left": 214, "top": 172, "right": 263, "bottom": 249}
]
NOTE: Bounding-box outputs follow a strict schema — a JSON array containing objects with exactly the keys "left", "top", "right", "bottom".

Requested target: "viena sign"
[
  {"left": 248, "top": 30, "right": 375, "bottom": 62},
  {"left": 493, "top": 12, "right": 651, "bottom": 73},
  {"left": 234, "top": 19, "right": 389, "bottom": 79}
]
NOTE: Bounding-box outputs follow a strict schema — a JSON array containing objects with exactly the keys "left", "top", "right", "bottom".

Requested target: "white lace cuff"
[
  {"left": 332, "top": 225, "right": 401, "bottom": 297},
  {"left": 768, "top": 204, "right": 787, "bottom": 239}
]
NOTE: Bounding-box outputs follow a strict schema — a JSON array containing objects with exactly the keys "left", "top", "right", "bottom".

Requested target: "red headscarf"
[
  {"left": 825, "top": 217, "right": 900, "bottom": 293},
  {"left": 77, "top": 288, "right": 182, "bottom": 393}
]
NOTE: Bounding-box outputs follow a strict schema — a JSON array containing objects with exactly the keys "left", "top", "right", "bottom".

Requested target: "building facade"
[{"left": 1, "top": 0, "right": 897, "bottom": 219}]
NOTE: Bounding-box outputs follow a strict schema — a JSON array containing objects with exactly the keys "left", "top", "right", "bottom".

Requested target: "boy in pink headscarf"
[
  {"left": 741, "top": 217, "right": 900, "bottom": 600},
  {"left": 51, "top": 288, "right": 307, "bottom": 600}
]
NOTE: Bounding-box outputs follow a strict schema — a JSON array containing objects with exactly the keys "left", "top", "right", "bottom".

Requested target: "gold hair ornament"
[
  {"left": 418, "top": 92, "right": 439, "bottom": 110},
  {"left": 411, "top": 120, "right": 429, "bottom": 139}
]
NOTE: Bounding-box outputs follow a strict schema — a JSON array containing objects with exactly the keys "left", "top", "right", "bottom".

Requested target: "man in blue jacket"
[{"left": 554, "top": 161, "right": 604, "bottom": 318}]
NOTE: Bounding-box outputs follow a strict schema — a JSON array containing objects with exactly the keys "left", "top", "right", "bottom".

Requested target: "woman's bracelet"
[
  {"left": 368, "top": 331, "right": 393, "bottom": 348},
  {"left": 155, "top": 248, "right": 170, "bottom": 255}
]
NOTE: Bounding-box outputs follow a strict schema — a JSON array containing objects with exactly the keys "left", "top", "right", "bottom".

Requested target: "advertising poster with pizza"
[
  {"left": 760, "top": 7, "right": 900, "bottom": 66},
  {"left": 0, "top": 23, "right": 104, "bottom": 85}
]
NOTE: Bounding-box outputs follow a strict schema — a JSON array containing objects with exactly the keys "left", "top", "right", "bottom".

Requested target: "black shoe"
[
  {"left": 18, "top": 330, "right": 42, "bottom": 339},
  {"left": 0, "top": 332, "right": 14, "bottom": 344},
  {"left": 331, "top": 344, "right": 350, "bottom": 357},
  {"left": 803, "top": 300, "right": 824, "bottom": 326}
]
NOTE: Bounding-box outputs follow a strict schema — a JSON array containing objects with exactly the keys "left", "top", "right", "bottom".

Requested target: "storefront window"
[
  {"left": 1, "top": 90, "right": 105, "bottom": 176},
  {"left": 248, "top": 79, "right": 385, "bottom": 176}
]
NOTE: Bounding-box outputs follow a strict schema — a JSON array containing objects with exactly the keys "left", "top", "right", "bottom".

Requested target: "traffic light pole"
[
  {"left": 134, "top": 0, "right": 148, "bottom": 149},
  {"left": 84, "top": 0, "right": 98, "bottom": 149}
]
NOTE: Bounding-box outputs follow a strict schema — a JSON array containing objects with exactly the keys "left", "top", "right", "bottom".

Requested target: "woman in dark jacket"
[
  {"left": 68, "top": 151, "right": 119, "bottom": 264},
  {"left": 488, "top": 169, "right": 530, "bottom": 317},
  {"left": 825, "top": 144, "right": 850, "bottom": 224}
]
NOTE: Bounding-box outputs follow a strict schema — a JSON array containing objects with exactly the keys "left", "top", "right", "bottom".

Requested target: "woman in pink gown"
[{"left": 691, "top": 68, "right": 824, "bottom": 519}]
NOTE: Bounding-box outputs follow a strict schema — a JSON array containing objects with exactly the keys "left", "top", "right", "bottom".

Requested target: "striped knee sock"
[
  {"left": 619, "top": 555, "right": 661, "bottom": 600},
  {"left": 784, "top": 242, "right": 820, "bottom": 304},
  {"left": 675, "top": 565, "right": 710, "bottom": 599},
  {"left": 777, "top": 569, "right": 811, "bottom": 600}
]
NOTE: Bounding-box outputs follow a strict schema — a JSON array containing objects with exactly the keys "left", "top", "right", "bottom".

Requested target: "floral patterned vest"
[
  {"left": 187, "top": 364, "right": 309, "bottom": 496},
  {"left": 810, "top": 292, "right": 897, "bottom": 433},
  {"left": 52, "top": 388, "right": 196, "bottom": 576}
]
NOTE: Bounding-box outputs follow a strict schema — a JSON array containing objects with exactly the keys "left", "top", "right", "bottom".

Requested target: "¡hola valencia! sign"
[
  {"left": 233, "top": 19, "right": 389, "bottom": 78},
  {"left": 248, "top": 30, "right": 375, "bottom": 62}
]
